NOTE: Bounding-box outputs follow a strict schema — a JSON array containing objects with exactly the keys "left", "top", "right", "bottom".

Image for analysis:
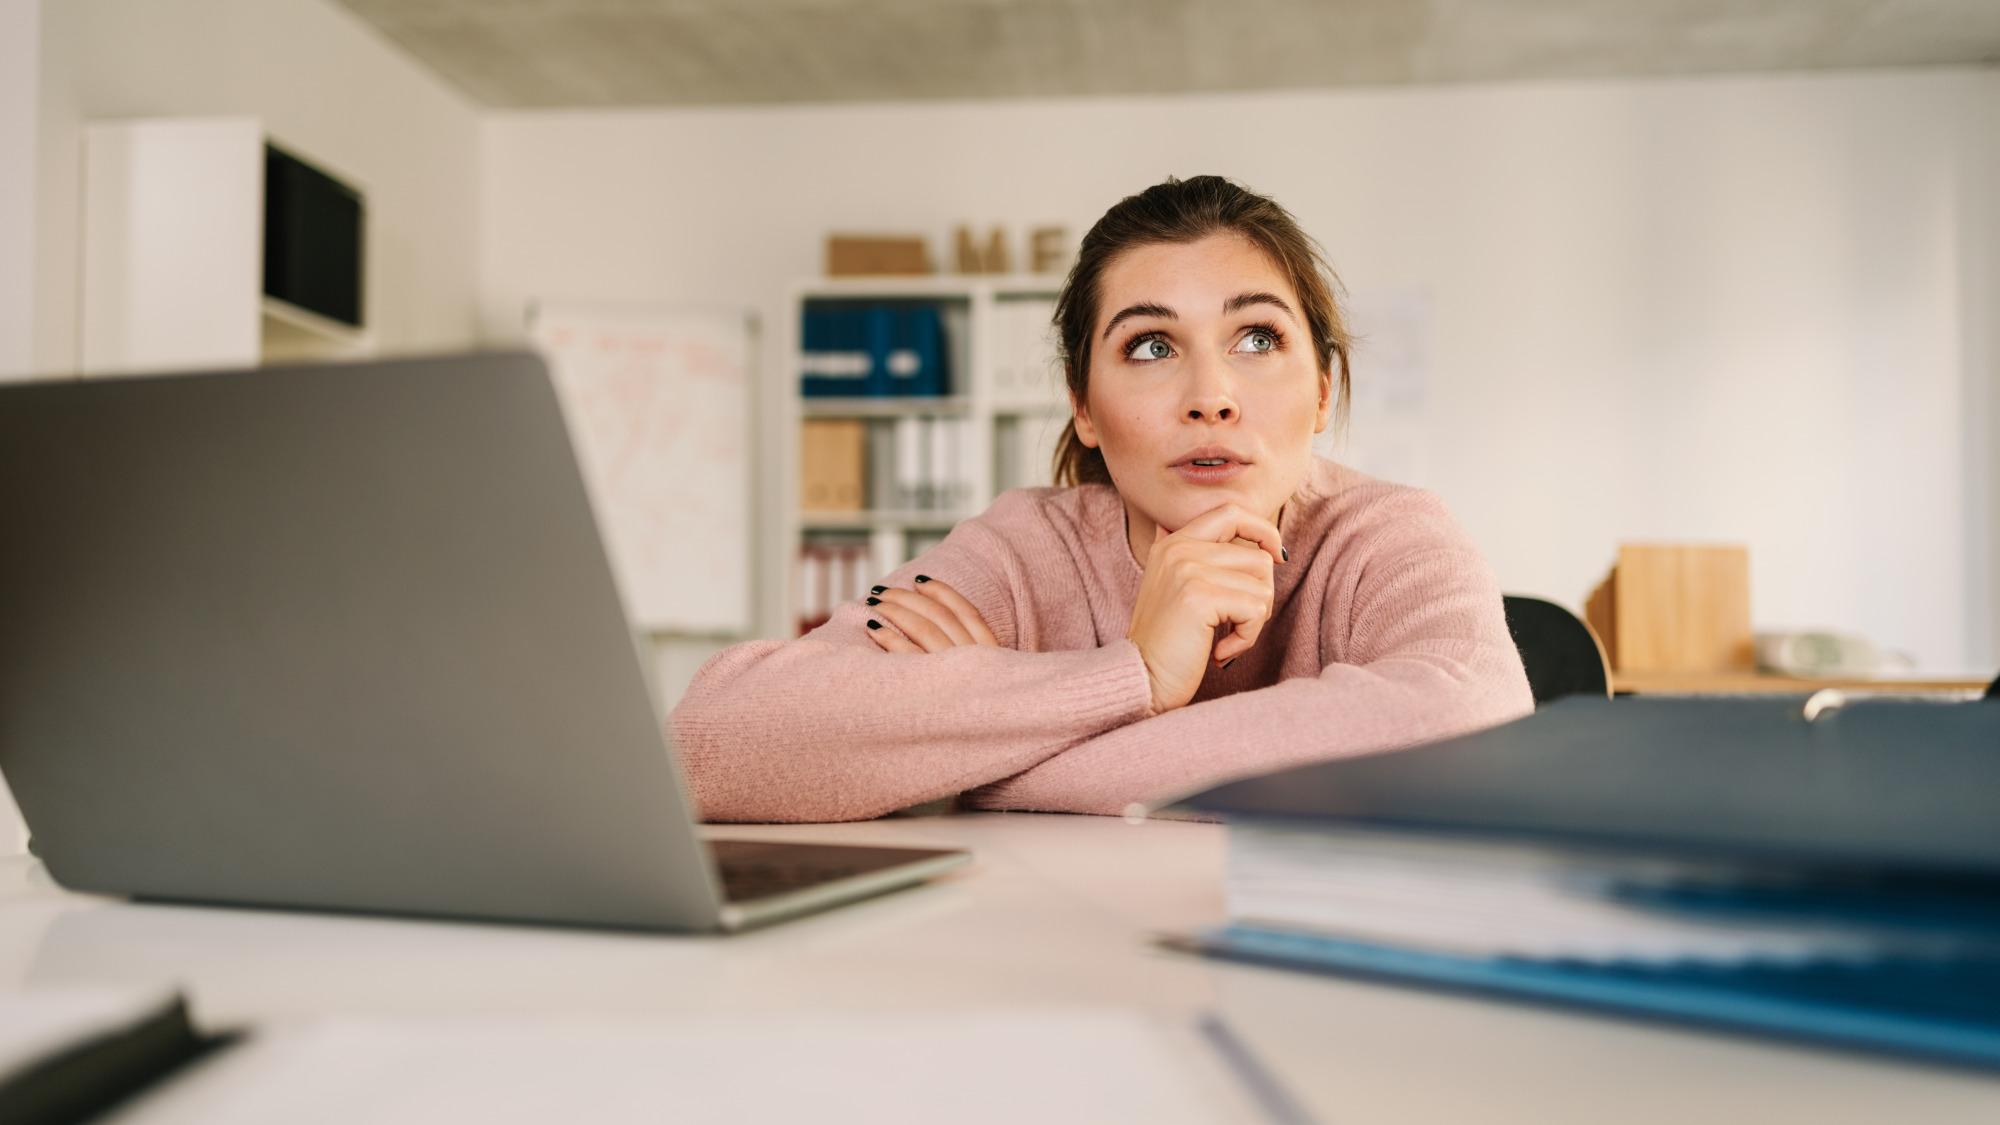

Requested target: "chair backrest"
[{"left": 1502, "top": 595, "right": 1613, "bottom": 707}]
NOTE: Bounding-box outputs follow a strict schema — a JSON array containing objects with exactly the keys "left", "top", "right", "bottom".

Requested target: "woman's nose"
[{"left": 1181, "top": 351, "right": 1238, "bottom": 422}]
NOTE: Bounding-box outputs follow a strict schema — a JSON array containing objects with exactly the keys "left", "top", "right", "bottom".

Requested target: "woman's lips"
[{"left": 1171, "top": 448, "right": 1250, "bottom": 485}]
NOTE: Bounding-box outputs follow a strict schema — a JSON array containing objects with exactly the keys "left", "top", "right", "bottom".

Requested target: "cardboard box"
[
  {"left": 825, "top": 235, "right": 931, "bottom": 277},
  {"left": 800, "top": 419, "right": 867, "bottom": 511}
]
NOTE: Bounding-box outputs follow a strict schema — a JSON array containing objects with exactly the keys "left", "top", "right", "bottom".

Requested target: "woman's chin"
[{"left": 1153, "top": 486, "right": 1277, "bottom": 529}]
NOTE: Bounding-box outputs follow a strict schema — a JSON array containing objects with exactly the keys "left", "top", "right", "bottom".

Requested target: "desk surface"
[{"left": 3, "top": 813, "right": 1999, "bottom": 1123}]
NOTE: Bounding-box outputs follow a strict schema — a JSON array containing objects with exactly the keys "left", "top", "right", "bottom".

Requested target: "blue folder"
[
  {"left": 1185, "top": 922, "right": 2000, "bottom": 1070},
  {"left": 1177, "top": 696, "right": 2000, "bottom": 1069}
]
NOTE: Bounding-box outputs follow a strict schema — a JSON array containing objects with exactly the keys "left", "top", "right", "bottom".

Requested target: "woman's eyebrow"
[
  {"left": 1101, "top": 302, "right": 1176, "bottom": 339},
  {"left": 1224, "top": 291, "right": 1295, "bottom": 318}
]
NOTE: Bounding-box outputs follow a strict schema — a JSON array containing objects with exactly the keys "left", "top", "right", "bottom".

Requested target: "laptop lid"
[{"left": 0, "top": 353, "right": 727, "bottom": 930}]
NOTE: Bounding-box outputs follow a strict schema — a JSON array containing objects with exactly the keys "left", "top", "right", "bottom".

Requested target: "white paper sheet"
[
  {"left": 530, "top": 303, "right": 752, "bottom": 633},
  {"left": 111, "top": 1008, "right": 1268, "bottom": 1125},
  {"left": 1227, "top": 823, "right": 1948, "bottom": 966}
]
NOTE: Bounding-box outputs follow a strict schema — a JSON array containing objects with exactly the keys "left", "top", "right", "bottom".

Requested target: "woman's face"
[{"left": 1073, "top": 233, "right": 1332, "bottom": 558}]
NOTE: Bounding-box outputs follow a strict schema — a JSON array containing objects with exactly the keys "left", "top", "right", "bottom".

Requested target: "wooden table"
[{"left": 1612, "top": 671, "right": 1991, "bottom": 696}]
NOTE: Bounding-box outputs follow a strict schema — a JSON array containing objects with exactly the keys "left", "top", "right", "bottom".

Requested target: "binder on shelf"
[
  {"left": 800, "top": 305, "right": 871, "bottom": 398},
  {"left": 866, "top": 419, "right": 899, "bottom": 511},
  {"left": 800, "top": 420, "right": 866, "bottom": 512},
  {"left": 884, "top": 416, "right": 966, "bottom": 512},
  {"left": 801, "top": 302, "right": 951, "bottom": 398},
  {"left": 989, "top": 296, "right": 1064, "bottom": 410},
  {"left": 796, "top": 534, "right": 877, "bottom": 635},
  {"left": 803, "top": 415, "right": 968, "bottom": 517},
  {"left": 1171, "top": 696, "right": 2000, "bottom": 1070},
  {"left": 892, "top": 304, "right": 946, "bottom": 397}
]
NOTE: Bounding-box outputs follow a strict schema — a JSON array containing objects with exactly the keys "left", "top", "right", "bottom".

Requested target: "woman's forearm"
[
  {"left": 670, "top": 604, "right": 1153, "bottom": 823},
  {"left": 965, "top": 642, "right": 1532, "bottom": 816}
]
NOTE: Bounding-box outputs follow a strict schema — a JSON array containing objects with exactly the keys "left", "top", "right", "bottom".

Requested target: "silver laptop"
[{"left": 0, "top": 352, "right": 967, "bottom": 932}]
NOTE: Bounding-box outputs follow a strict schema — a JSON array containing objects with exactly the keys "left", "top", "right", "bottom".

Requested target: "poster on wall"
[{"left": 530, "top": 302, "right": 753, "bottom": 635}]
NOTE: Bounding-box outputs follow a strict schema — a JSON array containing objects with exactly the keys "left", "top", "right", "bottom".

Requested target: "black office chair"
[
  {"left": 1985, "top": 671, "right": 1998, "bottom": 701},
  {"left": 1502, "top": 595, "right": 1613, "bottom": 707}
]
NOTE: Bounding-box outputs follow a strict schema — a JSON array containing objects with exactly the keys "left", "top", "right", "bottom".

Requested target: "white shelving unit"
[
  {"left": 772, "top": 276, "right": 1069, "bottom": 635},
  {"left": 259, "top": 294, "right": 372, "bottom": 365}
]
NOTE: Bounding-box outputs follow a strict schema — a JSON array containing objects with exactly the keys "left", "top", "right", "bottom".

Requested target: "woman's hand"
[
  {"left": 864, "top": 575, "right": 999, "bottom": 653},
  {"left": 1127, "top": 504, "right": 1283, "bottom": 715}
]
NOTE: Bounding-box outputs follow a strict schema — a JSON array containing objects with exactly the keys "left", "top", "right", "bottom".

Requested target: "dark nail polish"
[
  {"left": 867, "top": 620, "right": 882, "bottom": 630},
  {"left": 1223, "top": 658, "right": 1236, "bottom": 669},
  {"left": 914, "top": 574, "right": 931, "bottom": 584},
  {"left": 870, "top": 585, "right": 887, "bottom": 595},
  {"left": 1281, "top": 547, "right": 1289, "bottom": 563},
  {"left": 865, "top": 597, "right": 880, "bottom": 605}
]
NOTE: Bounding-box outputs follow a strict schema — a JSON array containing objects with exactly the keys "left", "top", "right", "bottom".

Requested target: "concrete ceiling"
[{"left": 335, "top": 0, "right": 2000, "bottom": 108}]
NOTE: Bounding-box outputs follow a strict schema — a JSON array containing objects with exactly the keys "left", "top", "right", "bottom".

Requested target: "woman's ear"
[
  {"left": 1072, "top": 393, "right": 1102, "bottom": 449},
  {"left": 1311, "top": 367, "right": 1334, "bottom": 435}
]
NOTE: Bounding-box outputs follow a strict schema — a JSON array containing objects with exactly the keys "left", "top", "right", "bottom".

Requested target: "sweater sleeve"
[
  {"left": 964, "top": 491, "right": 1535, "bottom": 816},
  {"left": 669, "top": 506, "right": 1154, "bottom": 823}
]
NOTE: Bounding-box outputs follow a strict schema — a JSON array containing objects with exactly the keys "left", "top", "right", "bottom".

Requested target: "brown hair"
[{"left": 1049, "top": 175, "right": 1351, "bottom": 487}]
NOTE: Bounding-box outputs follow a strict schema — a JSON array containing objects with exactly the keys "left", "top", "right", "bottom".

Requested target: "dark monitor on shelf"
[{"left": 263, "top": 144, "right": 364, "bottom": 328}]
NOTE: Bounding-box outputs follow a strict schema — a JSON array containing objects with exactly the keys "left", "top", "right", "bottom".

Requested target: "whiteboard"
[{"left": 530, "top": 303, "right": 752, "bottom": 633}]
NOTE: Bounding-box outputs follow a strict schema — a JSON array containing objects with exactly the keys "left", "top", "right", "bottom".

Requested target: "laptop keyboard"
[{"left": 708, "top": 839, "right": 961, "bottom": 904}]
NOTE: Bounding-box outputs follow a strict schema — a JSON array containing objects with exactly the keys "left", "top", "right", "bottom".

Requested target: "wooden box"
[{"left": 1585, "top": 544, "right": 1752, "bottom": 673}]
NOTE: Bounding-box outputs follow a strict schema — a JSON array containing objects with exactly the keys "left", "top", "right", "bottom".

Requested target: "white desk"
[{"left": 2, "top": 813, "right": 1998, "bottom": 1123}]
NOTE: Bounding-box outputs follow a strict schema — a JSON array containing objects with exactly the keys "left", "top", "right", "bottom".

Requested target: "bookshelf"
[{"left": 776, "top": 276, "right": 1069, "bottom": 635}]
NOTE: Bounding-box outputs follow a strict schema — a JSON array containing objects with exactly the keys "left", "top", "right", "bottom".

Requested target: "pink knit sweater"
[{"left": 672, "top": 458, "right": 1533, "bottom": 822}]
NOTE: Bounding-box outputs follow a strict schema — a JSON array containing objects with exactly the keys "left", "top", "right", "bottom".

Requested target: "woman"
[{"left": 674, "top": 176, "right": 1532, "bottom": 822}]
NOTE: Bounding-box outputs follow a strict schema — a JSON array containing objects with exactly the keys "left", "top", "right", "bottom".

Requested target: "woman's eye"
[
  {"left": 1238, "top": 331, "right": 1276, "bottom": 354},
  {"left": 1127, "top": 337, "right": 1171, "bottom": 361}
]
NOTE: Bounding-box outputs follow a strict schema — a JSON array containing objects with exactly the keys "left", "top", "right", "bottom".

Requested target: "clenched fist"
[{"left": 1126, "top": 504, "right": 1283, "bottom": 715}]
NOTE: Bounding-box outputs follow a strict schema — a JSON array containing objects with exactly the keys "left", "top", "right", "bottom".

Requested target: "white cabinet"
[
  {"left": 81, "top": 118, "right": 263, "bottom": 376},
  {"left": 80, "top": 117, "right": 367, "bottom": 377}
]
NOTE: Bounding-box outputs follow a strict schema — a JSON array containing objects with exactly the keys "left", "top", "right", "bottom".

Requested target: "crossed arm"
[
  {"left": 671, "top": 500, "right": 1531, "bottom": 823},
  {"left": 867, "top": 504, "right": 1287, "bottom": 717}
]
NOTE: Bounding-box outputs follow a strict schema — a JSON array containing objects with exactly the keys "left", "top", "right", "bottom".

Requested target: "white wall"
[
  {"left": 0, "top": 0, "right": 36, "bottom": 852},
  {"left": 1971, "top": 77, "right": 2000, "bottom": 680},
  {"left": 34, "top": 0, "right": 481, "bottom": 376},
  {"left": 0, "top": 0, "right": 36, "bottom": 381},
  {"left": 483, "top": 70, "right": 2000, "bottom": 675}
]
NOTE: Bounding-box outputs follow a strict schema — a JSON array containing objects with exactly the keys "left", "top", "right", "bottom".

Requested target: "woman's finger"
[
  {"left": 1186, "top": 565, "right": 1273, "bottom": 617},
  {"left": 1207, "top": 588, "right": 1272, "bottom": 663},
  {"left": 912, "top": 576, "right": 999, "bottom": 647},
  {"left": 1171, "top": 564, "right": 1272, "bottom": 664},
  {"left": 1171, "top": 504, "right": 1285, "bottom": 566},
  {"left": 1160, "top": 537, "right": 1276, "bottom": 582},
  {"left": 871, "top": 586, "right": 975, "bottom": 648},
  {"left": 1212, "top": 615, "right": 1267, "bottom": 663},
  {"left": 864, "top": 616, "right": 923, "bottom": 653},
  {"left": 871, "top": 597, "right": 962, "bottom": 652}
]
